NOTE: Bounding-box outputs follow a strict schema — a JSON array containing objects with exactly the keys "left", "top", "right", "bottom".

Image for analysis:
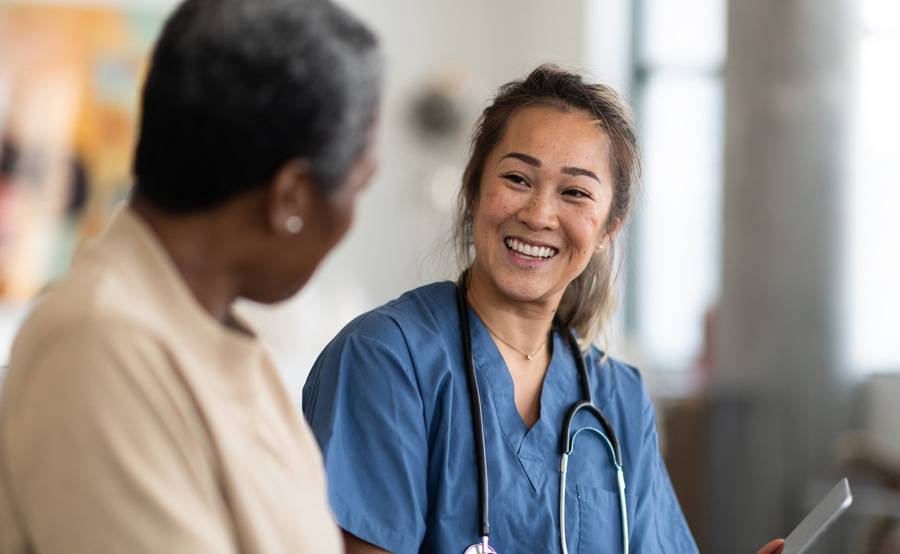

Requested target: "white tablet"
[{"left": 782, "top": 478, "right": 853, "bottom": 554}]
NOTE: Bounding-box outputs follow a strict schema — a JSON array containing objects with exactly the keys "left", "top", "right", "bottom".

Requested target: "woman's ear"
[
  {"left": 606, "top": 216, "right": 624, "bottom": 240},
  {"left": 267, "top": 158, "right": 315, "bottom": 236},
  {"left": 597, "top": 216, "right": 624, "bottom": 253}
]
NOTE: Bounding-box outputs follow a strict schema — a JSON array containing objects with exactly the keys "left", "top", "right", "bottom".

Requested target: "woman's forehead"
[{"left": 492, "top": 105, "right": 612, "bottom": 172}]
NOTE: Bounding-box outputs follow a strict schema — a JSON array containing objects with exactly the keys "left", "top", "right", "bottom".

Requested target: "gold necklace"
[{"left": 483, "top": 324, "right": 548, "bottom": 361}]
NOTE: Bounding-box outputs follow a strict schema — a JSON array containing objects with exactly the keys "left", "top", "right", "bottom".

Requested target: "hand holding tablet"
[
  {"left": 782, "top": 479, "right": 853, "bottom": 554},
  {"left": 758, "top": 478, "right": 853, "bottom": 554}
]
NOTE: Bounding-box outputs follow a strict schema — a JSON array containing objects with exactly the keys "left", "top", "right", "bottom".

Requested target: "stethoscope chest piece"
[{"left": 463, "top": 539, "right": 498, "bottom": 554}]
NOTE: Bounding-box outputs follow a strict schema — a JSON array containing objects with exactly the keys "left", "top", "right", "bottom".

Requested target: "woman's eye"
[
  {"left": 502, "top": 173, "right": 530, "bottom": 187},
  {"left": 563, "top": 188, "right": 591, "bottom": 199}
]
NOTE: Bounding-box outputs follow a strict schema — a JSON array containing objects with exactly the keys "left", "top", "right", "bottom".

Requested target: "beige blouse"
[{"left": 0, "top": 208, "right": 342, "bottom": 553}]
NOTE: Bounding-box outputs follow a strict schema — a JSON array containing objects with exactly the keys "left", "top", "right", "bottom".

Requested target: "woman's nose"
[{"left": 516, "top": 191, "right": 557, "bottom": 230}]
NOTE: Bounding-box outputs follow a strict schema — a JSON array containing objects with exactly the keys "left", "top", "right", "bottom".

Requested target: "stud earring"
[{"left": 285, "top": 215, "right": 303, "bottom": 234}]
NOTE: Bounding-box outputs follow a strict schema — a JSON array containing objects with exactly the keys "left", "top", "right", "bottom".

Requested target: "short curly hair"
[{"left": 133, "top": 0, "right": 382, "bottom": 213}]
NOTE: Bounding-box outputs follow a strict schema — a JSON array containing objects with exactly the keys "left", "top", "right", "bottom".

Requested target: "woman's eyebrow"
[
  {"left": 500, "top": 152, "right": 541, "bottom": 166},
  {"left": 562, "top": 166, "right": 601, "bottom": 184},
  {"left": 500, "top": 152, "right": 601, "bottom": 184}
]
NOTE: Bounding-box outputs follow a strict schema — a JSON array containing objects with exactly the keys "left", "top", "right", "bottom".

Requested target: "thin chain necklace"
[
  {"left": 482, "top": 322, "right": 549, "bottom": 361},
  {"left": 464, "top": 272, "right": 549, "bottom": 361}
]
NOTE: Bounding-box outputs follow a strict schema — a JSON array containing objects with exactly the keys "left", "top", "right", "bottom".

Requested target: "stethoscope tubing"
[
  {"left": 457, "top": 277, "right": 491, "bottom": 540},
  {"left": 456, "top": 272, "right": 628, "bottom": 553}
]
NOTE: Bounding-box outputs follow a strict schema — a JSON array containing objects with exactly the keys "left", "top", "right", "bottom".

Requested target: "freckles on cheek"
[{"left": 480, "top": 190, "right": 514, "bottom": 224}]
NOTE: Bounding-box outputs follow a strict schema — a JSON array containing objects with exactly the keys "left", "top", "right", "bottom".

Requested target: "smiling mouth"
[{"left": 504, "top": 237, "right": 559, "bottom": 260}]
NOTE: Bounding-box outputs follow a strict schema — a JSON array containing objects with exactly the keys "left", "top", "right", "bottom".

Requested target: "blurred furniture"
[
  {"left": 838, "top": 373, "right": 900, "bottom": 554},
  {"left": 657, "top": 396, "right": 708, "bottom": 551}
]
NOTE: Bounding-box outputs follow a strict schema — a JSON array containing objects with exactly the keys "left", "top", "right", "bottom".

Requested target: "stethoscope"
[{"left": 456, "top": 273, "right": 630, "bottom": 554}]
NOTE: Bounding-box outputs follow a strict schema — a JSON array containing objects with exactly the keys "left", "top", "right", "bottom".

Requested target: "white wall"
[
  {"left": 320, "top": 0, "right": 594, "bottom": 305},
  {"left": 0, "top": 0, "right": 633, "bottom": 396},
  {"left": 240, "top": 0, "right": 632, "bottom": 396}
]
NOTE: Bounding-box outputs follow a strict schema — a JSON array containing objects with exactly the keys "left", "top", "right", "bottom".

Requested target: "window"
[
  {"left": 846, "top": 0, "right": 900, "bottom": 373},
  {"left": 630, "top": 0, "right": 726, "bottom": 369}
]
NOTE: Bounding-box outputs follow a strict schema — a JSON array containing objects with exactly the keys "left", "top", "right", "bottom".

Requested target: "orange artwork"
[{"left": 0, "top": 4, "right": 163, "bottom": 301}]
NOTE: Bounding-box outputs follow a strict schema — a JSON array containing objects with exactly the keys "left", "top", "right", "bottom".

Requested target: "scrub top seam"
[
  {"left": 425, "top": 281, "right": 459, "bottom": 327},
  {"left": 587, "top": 351, "right": 618, "bottom": 407},
  {"left": 342, "top": 316, "right": 430, "bottom": 432}
]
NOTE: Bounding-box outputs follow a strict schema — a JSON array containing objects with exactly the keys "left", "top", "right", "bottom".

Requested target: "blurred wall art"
[{"left": 0, "top": 4, "right": 163, "bottom": 301}]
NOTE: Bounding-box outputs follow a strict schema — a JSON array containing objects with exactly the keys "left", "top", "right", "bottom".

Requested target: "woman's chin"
[
  {"left": 471, "top": 259, "right": 565, "bottom": 307},
  {"left": 491, "top": 276, "right": 558, "bottom": 306},
  {"left": 243, "top": 274, "right": 312, "bottom": 305}
]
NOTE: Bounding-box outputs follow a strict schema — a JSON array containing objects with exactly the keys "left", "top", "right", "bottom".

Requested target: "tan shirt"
[{"left": 0, "top": 208, "right": 342, "bottom": 553}]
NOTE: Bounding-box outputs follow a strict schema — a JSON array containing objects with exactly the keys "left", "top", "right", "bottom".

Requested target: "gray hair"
[{"left": 134, "top": 0, "right": 383, "bottom": 212}]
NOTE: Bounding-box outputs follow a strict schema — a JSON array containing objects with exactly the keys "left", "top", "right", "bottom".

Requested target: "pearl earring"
[{"left": 285, "top": 215, "right": 303, "bottom": 234}]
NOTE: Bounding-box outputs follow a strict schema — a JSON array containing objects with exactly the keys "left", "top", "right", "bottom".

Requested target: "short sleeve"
[
  {"left": 303, "top": 323, "right": 428, "bottom": 554},
  {"left": 629, "top": 386, "right": 699, "bottom": 553},
  {"left": 0, "top": 325, "right": 236, "bottom": 554}
]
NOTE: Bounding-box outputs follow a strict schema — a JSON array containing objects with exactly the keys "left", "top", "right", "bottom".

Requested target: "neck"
[
  {"left": 130, "top": 198, "right": 242, "bottom": 325},
  {"left": 465, "top": 265, "right": 560, "bottom": 355}
]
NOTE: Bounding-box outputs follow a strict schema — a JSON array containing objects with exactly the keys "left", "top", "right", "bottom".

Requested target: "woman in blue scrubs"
[{"left": 303, "top": 66, "right": 784, "bottom": 554}]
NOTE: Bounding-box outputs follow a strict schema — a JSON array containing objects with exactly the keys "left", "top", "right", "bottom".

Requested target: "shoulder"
[
  {"left": 585, "top": 345, "right": 643, "bottom": 384},
  {"left": 2, "top": 306, "right": 177, "bottom": 442},
  {"left": 330, "top": 281, "right": 459, "bottom": 354},
  {"left": 8, "top": 308, "right": 165, "bottom": 387},
  {"left": 304, "top": 282, "right": 461, "bottom": 405},
  {"left": 12, "top": 268, "right": 156, "bottom": 363},
  {"left": 585, "top": 346, "right": 652, "bottom": 409},
  {"left": 303, "top": 283, "right": 459, "bottom": 419},
  {"left": 13, "top": 210, "right": 195, "bottom": 357},
  {"left": 5, "top": 261, "right": 173, "bottom": 413}
]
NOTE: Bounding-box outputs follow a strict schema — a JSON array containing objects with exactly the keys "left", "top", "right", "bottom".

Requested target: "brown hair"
[{"left": 454, "top": 64, "right": 640, "bottom": 347}]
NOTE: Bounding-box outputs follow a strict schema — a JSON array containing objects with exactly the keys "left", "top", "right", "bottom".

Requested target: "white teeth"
[{"left": 504, "top": 238, "right": 557, "bottom": 259}]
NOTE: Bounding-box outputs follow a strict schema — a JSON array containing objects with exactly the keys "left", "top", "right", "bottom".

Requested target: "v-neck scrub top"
[{"left": 302, "top": 282, "right": 698, "bottom": 554}]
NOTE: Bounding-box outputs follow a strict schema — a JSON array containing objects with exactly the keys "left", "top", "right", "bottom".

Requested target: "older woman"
[
  {"left": 303, "top": 67, "right": 785, "bottom": 554},
  {"left": 0, "top": 0, "right": 380, "bottom": 552}
]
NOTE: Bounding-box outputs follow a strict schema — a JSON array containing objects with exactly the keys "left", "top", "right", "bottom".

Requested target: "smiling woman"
[
  {"left": 464, "top": 106, "right": 621, "bottom": 347},
  {"left": 464, "top": 105, "right": 622, "bottom": 427},
  {"left": 302, "top": 66, "right": 703, "bottom": 554},
  {"left": 456, "top": 68, "right": 639, "bottom": 350}
]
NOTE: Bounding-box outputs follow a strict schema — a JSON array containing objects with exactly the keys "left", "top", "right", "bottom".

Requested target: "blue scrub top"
[{"left": 303, "top": 282, "right": 698, "bottom": 554}]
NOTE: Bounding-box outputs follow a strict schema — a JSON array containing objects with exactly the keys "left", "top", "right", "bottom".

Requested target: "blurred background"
[{"left": 1, "top": 0, "right": 898, "bottom": 551}]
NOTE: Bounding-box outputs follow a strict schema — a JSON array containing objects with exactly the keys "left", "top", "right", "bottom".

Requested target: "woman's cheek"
[
  {"left": 483, "top": 191, "right": 515, "bottom": 222},
  {"left": 567, "top": 208, "right": 601, "bottom": 248}
]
